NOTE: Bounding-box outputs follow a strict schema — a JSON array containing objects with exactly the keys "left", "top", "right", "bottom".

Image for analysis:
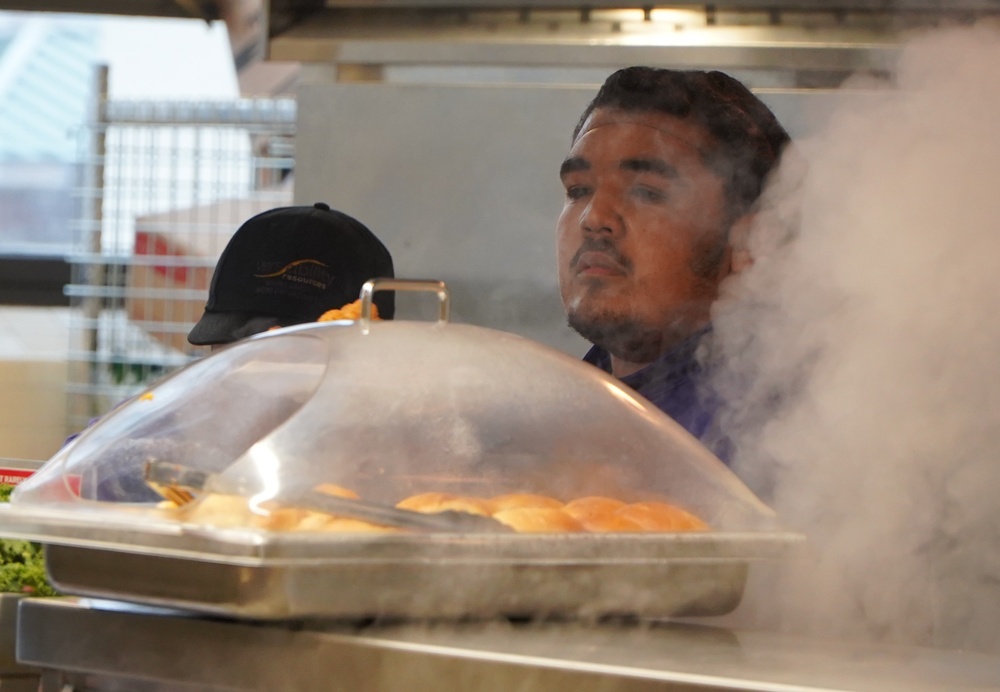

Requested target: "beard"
[
  {"left": 563, "top": 236, "right": 722, "bottom": 364},
  {"left": 568, "top": 308, "right": 669, "bottom": 364}
]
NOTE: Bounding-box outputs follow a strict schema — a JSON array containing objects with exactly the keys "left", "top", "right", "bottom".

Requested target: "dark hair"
[{"left": 573, "top": 67, "right": 790, "bottom": 217}]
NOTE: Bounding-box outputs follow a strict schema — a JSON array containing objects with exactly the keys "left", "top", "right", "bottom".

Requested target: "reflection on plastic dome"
[{"left": 20, "top": 333, "right": 329, "bottom": 504}]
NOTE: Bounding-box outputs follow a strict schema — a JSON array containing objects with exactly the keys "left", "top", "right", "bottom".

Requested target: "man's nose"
[{"left": 581, "top": 192, "right": 622, "bottom": 236}]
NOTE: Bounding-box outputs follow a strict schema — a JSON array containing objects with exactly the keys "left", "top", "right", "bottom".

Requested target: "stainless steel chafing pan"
[
  {"left": 1, "top": 280, "right": 802, "bottom": 620},
  {"left": 0, "top": 503, "right": 799, "bottom": 620}
]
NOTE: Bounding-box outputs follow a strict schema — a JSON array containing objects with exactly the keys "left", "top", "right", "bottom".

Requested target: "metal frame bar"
[{"left": 0, "top": 257, "right": 71, "bottom": 307}]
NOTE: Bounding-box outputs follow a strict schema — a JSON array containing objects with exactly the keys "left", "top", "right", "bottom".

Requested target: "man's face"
[{"left": 557, "top": 107, "right": 736, "bottom": 364}]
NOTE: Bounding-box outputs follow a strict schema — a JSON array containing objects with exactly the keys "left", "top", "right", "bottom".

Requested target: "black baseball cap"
[{"left": 188, "top": 203, "right": 394, "bottom": 346}]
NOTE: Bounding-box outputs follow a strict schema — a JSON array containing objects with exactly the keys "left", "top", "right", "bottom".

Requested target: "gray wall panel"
[{"left": 295, "top": 82, "right": 595, "bottom": 354}]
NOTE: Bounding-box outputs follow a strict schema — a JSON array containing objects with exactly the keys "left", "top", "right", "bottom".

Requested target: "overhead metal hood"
[
  {"left": 259, "top": 1, "right": 1000, "bottom": 84},
  {"left": 268, "top": 13, "right": 902, "bottom": 76},
  {"left": 4, "top": 0, "right": 999, "bottom": 83}
]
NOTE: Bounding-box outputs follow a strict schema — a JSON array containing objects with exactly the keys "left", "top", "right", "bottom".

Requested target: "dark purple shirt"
[{"left": 582, "top": 329, "right": 731, "bottom": 464}]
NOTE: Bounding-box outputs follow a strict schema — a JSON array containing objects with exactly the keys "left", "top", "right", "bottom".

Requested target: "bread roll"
[
  {"left": 313, "top": 483, "right": 360, "bottom": 499},
  {"left": 579, "top": 514, "right": 645, "bottom": 532},
  {"left": 252, "top": 505, "right": 308, "bottom": 531},
  {"left": 317, "top": 299, "right": 379, "bottom": 322},
  {"left": 396, "top": 492, "right": 493, "bottom": 517},
  {"left": 615, "top": 501, "right": 708, "bottom": 532},
  {"left": 563, "top": 496, "right": 626, "bottom": 521},
  {"left": 489, "top": 493, "right": 564, "bottom": 512},
  {"left": 492, "top": 507, "right": 583, "bottom": 533},
  {"left": 180, "top": 493, "right": 255, "bottom": 528},
  {"left": 294, "top": 509, "right": 344, "bottom": 531},
  {"left": 245, "top": 501, "right": 399, "bottom": 533},
  {"left": 562, "top": 496, "right": 640, "bottom": 532},
  {"left": 178, "top": 493, "right": 373, "bottom": 532}
]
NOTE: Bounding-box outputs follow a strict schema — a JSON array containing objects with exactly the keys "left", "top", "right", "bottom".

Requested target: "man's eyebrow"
[
  {"left": 560, "top": 157, "right": 589, "bottom": 178},
  {"left": 620, "top": 157, "right": 679, "bottom": 179}
]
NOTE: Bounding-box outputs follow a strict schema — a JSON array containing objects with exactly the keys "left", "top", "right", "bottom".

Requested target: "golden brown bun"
[
  {"left": 251, "top": 503, "right": 400, "bottom": 533},
  {"left": 313, "top": 483, "right": 360, "bottom": 499},
  {"left": 293, "top": 510, "right": 339, "bottom": 531},
  {"left": 562, "top": 496, "right": 626, "bottom": 521},
  {"left": 615, "top": 501, "right": 709, "bottom": 532},
  {"left": 172, "top": 490, "right": 708, "bottom": 534},
  {"left": 489, "top": 493, "right": 564, "bottom": 512},
  {"left": 577, "top": 514, "right": 644, "bottom": 532},
  {"left": 396, "top": 492, "right": 493, "bottom": 517},
  {"left": 177, "top": 492, "right": 397, "bottom": 532},
  {"left": 562, "top": 498, "right": 638, "bottom": 532},
  {"left": 252, "top": 505, "right": 308, "bottom": 531},
  {"left": 317, "top": 299, "right": 379, "bottom": 322},
  {"left": 492, "top": 507, "right": 583, "bottom": 533},
  {"left": 395, "top": 491, "right": 452, "bottom": 510},
  {"left": 180, "top": 493, "right": 255, "bottom": 528}
]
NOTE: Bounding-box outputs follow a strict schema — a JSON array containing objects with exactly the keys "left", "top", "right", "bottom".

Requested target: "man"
[
  {"left": 556, "top": 67, "right": 790, "bottom": 459},
  {"left": 188, "top": 201, "right": 394, "bottom": 348}
]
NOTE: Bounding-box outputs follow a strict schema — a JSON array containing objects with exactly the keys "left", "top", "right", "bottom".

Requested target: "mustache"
[{"left": 570, "top": 237, "right": 633, "bottom": 271}]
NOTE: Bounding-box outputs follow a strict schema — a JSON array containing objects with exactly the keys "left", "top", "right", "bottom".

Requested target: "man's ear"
[{"left": 727, "top": 213, "right": 755, "bottom": 274}]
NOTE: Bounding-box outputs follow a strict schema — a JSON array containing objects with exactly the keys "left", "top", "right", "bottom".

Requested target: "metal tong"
[{"left": 143, "top": 459, "right": 509, "bottom": 533}]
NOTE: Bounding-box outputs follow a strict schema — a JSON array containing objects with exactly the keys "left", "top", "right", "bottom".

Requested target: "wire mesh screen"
[{"left": 66, "top": 97, "right": 296, "bottom": 431}]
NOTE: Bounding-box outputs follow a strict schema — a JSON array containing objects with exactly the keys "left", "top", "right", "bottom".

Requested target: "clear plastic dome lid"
[{"left": 15, "top": 282, "right": 778, "bottom": 533}]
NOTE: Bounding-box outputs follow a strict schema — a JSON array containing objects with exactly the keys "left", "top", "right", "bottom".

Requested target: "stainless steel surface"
[
  {"left": 272, "top": 22, "right": 900, "bottom": 74},
  {"left": 17, "top": 596, "right": 1000, "bottom": 692},
  {"left": 262, "top": 3, "right": 993, "bottom": 78},
  {"left": 97, "top": 99, "right": 297, "bottom": 127},
  {"left": 41, "top": 543, "right": 752, "bottom": 620},
  {"left": 264, "top": 2, "right": 993, "bottom": 75},
  {"left": 0, "top": 596, "right": 23, "bottom": 674}
]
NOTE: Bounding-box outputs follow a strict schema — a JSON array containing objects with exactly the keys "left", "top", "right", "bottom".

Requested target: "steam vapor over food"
[{"left": 705, "top": 25, "right": 1000, "bottom": 653}]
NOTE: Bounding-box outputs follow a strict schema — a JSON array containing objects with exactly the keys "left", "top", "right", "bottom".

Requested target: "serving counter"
[
  {"left": 0, "top": 596, "right": 38, "bottom": 692},
  {"left": 15, "top": 596, "right": 1000, "bottom": 692}
]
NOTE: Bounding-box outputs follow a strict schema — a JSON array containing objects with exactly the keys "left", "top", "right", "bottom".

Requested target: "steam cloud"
[{"left": 705, "top": 25, "right": 1000, "bottom": 653}]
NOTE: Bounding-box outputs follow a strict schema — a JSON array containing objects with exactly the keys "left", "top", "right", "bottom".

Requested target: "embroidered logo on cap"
[{"left": 253, "top": 259, "right": 333, "bottom": 290}]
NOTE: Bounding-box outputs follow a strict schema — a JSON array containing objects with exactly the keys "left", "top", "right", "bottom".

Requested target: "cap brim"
[{"left": 187, "top": 312, "right": 286, "bottom": 346}]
